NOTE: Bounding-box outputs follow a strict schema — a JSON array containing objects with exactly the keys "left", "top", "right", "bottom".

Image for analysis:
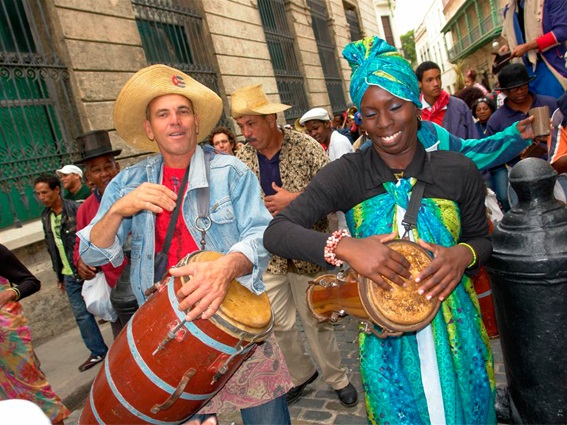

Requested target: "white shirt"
[{"left": 328, "top": 131, "right": 353, "bottom": 161}]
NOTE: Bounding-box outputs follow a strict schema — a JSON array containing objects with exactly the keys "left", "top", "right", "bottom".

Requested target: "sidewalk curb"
[{"left": 63, "top": 379, "right": 93, "bottom": 413}]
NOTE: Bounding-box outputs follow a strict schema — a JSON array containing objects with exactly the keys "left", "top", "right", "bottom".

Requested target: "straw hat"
[
  {"left": 114, "top": 64, "right": 223, "bottom": 152},
  {"left": 230, "top": 84, "right": 291, "bottom": 119}
]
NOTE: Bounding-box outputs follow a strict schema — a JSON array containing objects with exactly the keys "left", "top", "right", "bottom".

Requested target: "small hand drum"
[{"left": 307, "top": 240, "right": 440, "bottom": 337}]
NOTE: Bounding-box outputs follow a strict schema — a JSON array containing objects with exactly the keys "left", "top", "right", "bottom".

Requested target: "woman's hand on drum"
[
  {"left": 414, "top": 240, "right": 471, "bottom": 301},
  {"left": 334, "top": 232, "right": 412, "bottom": 291},
  {"left": 171, "top": 252, "right": 253, "bottom": 321}
]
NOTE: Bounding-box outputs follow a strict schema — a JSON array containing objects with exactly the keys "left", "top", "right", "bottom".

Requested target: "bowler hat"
[
  {"left": 498, "top": 63, "right": 535, "bottom": 91},
  {"left": 74, "top": 130, "right": 122, "bottom": 164},
  {"left": 114, "top": 64, "right": 222, "bottom": 152},
  {"left": 231, "top": 84, "right": 290, "bottom": 119}
]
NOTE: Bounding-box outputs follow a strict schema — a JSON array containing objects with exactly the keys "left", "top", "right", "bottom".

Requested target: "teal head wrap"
[{"left": 342, "top": 36, "right": 422, "bottom": 110}]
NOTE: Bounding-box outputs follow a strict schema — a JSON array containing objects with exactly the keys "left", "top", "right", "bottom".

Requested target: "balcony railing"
[{"left": 446, "top": 7, "right": 504, "bottom": 62}]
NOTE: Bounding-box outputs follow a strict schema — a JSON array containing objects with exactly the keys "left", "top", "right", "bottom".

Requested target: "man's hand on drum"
[
  {"left": 334, "top": 232, "right": 412, "bottom": 291},
  {"left": 414, "top": 240, "right": 472, "bottom": 301},
  {"left": 172, "top": 253, "right": 253, "bottom": 321}
]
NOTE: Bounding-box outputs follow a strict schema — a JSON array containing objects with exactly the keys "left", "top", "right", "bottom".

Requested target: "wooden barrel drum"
[{"left": 79, "top": 251, "right": 273, "bottom": 424}]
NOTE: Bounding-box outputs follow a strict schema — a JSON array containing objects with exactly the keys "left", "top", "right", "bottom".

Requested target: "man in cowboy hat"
[
  {"left": 232, "top": 84, "right": 358, "bottom": 407},
  {"left": 71, "top": 130, "right": 137, "bottom": 338},
  {"left": 77, "top": 65, "right": 292, "bottom": 423},
  {"left": 55, "top": 164, "right": 92, "bottom": 201}
]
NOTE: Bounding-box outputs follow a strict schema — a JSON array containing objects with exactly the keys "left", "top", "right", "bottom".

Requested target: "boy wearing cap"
[
  {"left": 299, "top": 107, "right": 353, "bottom": 161},
  {"left": 232, "top": 84, "right": 358, "bottom": 407},
  {"left": 78, "top": 65, "right": 292, "bottom": 423},
  {"left": 56, "top": 164, "right": 91, "bottom": 201}
]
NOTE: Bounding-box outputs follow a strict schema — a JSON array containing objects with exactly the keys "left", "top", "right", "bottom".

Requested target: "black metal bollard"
[{"left": 486, "top": 158, "right": 567, "bottom": 424}]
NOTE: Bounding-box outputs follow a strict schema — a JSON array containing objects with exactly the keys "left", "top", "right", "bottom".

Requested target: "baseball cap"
[{"left": 56, "top": 164, "right": 83, "bottom": 178}]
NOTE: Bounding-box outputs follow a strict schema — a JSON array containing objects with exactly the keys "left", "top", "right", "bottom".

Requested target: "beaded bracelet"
[
  {"left": 458, "top": 242, "right": 477, "bottom": 268},
  {"left": 8, "top": 287, "right": 20, "bottom": 301},
  {"left": 324, "top": 229, "right": 350, "bottom": 267}
]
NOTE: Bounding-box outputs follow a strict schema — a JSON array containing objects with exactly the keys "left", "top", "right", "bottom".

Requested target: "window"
[
  {"left": 307, "top": 0, "right": 347, "bottom": 113},
  {"left": 381, "top": 16, "right": 395, "bottom": 47},
  {"left": 257, "top": 0, "right": 309, "bottom": 122}
]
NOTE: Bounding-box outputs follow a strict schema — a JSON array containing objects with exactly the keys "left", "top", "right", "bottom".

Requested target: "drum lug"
[
  {"left": 359, "top": 321, "right": 402, "bottom": 338},
  {"left": 309, "top": 274, "right": 340, "bottom": 288},
  {"left": 207, "top": 353, "right": 231, "bottom": 377},
  {"left": 330, "top": 310, "right": 346, "bottom": 322},
  {"left": 151, "top": 368, "right": 196, "bottom": 414}
]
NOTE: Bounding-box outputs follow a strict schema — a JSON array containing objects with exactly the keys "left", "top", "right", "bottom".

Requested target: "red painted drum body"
[
  {"left": 79, "top": 251, "right": 273, "bottom": 424},
  {"left": 473, "top": 266, "right": 499, "bottom": 338}
]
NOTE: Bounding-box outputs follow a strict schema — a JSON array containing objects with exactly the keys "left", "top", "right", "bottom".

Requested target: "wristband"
[
  {"left": 458, "top": 242, "right": 477, "bottom": 268},
  {"left": 324, "top": 229, "right": 350, "bottom": 267}
]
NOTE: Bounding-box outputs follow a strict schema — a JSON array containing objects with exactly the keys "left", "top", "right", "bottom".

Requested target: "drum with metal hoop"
[
  {"left": 307, "top": 240, "right": 440, "bottom": 337},
  {"left": 79, "top": 251, "right": 273, "bottom": 424}
]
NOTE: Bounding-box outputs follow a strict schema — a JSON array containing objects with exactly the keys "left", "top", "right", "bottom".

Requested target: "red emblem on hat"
[{"left": 172, "top": 75, "right": 186, "bottom": 88}]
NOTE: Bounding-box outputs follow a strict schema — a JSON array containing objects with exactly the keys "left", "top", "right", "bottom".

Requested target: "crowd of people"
[{"left": 2, "top": 4, "right": 566, "bottom": 422}]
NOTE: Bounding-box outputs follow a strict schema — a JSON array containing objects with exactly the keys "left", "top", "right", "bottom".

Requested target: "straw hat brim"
[
  {"left": 114, "top": 65, "right": 223, "bottom": 153},
  {"left": 230, "top": 83, "right": 291, "bottom": 119}
]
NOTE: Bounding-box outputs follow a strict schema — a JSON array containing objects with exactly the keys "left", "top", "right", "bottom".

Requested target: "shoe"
[
  {"left": 286, "top": 371, "right": 319, "bottom": 404},
  {"left": 78, "top": 354, "right": 105, "bottom": 372},
  {"left": 335, "top": 382, "right": 358, "bottom": 407}
]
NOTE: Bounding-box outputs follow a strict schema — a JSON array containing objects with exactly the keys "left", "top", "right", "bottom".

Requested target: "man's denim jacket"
[{"left": 78, "top": 145, "right": 272, "bottom": 306}]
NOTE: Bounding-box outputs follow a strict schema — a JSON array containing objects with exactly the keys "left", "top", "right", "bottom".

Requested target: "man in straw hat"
[
  {"left": 232, "top": 84, "right": 358, "bottom": 407},
  {"left": 77, "top": 65, "right": 292, "bottom": 423}
]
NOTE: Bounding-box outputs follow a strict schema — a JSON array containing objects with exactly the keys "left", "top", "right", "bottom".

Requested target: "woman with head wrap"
[{"left": 264, "top": 36, "right": 512, "bottom": 424}]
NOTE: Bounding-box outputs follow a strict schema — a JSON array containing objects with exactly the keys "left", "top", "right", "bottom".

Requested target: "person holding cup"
[{"left": 484, "top": 63, "right": 557, "bottom": 210}]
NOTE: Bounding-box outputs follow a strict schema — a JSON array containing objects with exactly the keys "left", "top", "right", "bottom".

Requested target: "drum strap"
[
  {"left": 153, "top": 163, "right": 191, "bottom": 284},
  {"left": 401, "top": 179, "right": 425, "bottom": 240},
  {"left": 153, "top": 151, "right": 214, "bottom": 284}
]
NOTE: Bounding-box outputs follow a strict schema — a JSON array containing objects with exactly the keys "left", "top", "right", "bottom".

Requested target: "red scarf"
[{"left": 421, "top": 90, "right": 450, "bottom": 125}]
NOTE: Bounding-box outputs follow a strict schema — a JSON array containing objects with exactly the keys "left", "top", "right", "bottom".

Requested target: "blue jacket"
[
  {"left": 442, "top": 96, "right": 479, "bottom": 139},
  {"left": 78, "top": 145, "right": 272, "bottom": 306}
]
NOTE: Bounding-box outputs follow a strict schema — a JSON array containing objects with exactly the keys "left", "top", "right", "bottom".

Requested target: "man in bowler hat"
[
  {"left": 72, "top": 130, "right": 137, "bottom": 338},
  {"left": 485, "top": 63, "right": 557, "bottom": 210}
]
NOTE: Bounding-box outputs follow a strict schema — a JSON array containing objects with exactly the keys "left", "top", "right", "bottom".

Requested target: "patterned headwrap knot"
[{"left": 342, "top": 36, "right": 422, "bottom": 110}]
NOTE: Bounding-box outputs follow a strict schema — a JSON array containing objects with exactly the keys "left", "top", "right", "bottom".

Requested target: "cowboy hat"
[
  {"left": 114, "top": 64, "right": 223, "bottom": 152},
  {"left": 498, "top": 63, "right": 536, "bottom": 91},
  {"left": 74, "top": 130, "right": 122, "bottom": 164},
  {"left": 230, "top": 84, "right": 290, "bottom": 119}
]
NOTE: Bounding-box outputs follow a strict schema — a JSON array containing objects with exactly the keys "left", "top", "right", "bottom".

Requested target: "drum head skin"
[
  {"left": 361, "top": 240, "right": 440, "bottom": 333},
  {"left": 179, "top": 251, "right": 272, "bottom": 339}
]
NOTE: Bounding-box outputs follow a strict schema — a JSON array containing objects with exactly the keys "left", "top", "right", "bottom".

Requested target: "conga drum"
[
  {"left": 472, "top": 266, "right": 499, "bottom": 338},
  {"left": 79, "top": 251, "right": 273, "bottom": 424},
  {"left": 307, "top": 240, "right": 440, "bottom": 337}
]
